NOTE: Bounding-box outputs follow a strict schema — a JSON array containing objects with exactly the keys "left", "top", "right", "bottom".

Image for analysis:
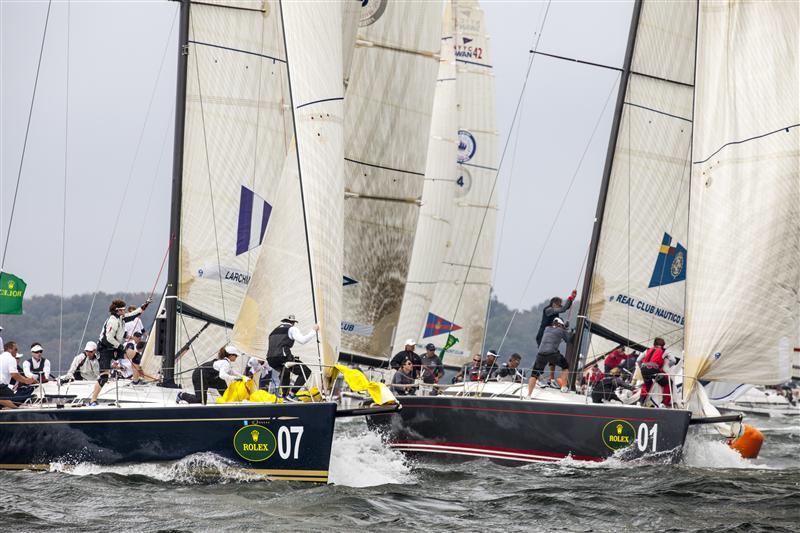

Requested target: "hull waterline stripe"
[
  {"left": 390, "top": 442, "right": 604, "bottom": 463},
  {"left": 402, "top": 402, "right": 663, "bottom": 423}
]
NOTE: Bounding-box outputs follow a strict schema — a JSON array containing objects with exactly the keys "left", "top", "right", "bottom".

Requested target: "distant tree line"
[
  {"left": 0, "top": 292, "right": 156, "bottom": 374},
  {"left": 0, "top": 291, "right": 579, "bottom": 374}
]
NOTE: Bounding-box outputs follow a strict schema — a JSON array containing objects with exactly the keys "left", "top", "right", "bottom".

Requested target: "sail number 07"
[
  {"left": 637, "top": 423, "right": 658, "bottom": 453},
  {"left": 278, "top": 426, "right": 304, "bottom": 460}
]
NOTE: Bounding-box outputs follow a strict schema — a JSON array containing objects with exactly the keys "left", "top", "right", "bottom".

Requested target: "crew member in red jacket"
[
  {"left": 603, "top": 345, "right": 627, "bottom": 375},
  {"left": 638, "top": 337, "right": 675, "bottom": 407}
]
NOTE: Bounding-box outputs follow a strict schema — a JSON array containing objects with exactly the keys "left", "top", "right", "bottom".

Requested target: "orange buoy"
[{"left": 729, "top": 424, "right": 764, "bottom": 459}]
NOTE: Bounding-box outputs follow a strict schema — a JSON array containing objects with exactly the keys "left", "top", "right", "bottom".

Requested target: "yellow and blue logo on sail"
[{"left": 648, "top": 233, "right": 686, "bottom": 288}]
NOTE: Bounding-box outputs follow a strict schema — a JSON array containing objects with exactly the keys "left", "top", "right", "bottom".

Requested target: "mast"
[
  {"left": 163, "top": 0, "right": 191, "bottom": 387},
  {"left": 566, "top": 0, "right": 643, "bottom": 389}
]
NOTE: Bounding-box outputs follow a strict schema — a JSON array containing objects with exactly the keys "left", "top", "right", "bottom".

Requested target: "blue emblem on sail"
[
  {"left": 343, "top": 276, "right": 358, "bottom": 286},
  {"left": 648, "top": 233, "right": 686, "bottom": 288},
  {"left": 236, "top": 186, "right": 272, "bottom": 256}
]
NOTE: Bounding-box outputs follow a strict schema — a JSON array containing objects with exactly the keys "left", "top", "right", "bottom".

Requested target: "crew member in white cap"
[
  {"left": 23, "top": 343, "right": 51, "bottom": 383},
  {"left": 62, "top": 341, "right": 101, "bottom": 382},
  {"left": 390, "top": 339, "right": 422, "bottom": 379},
  {"left": 266, "top": 315, "right": 318, "bottom": 397},
  {"left": 480, "top": 349, "right": 500, "bottom": 381},
  {"left": 177, "top": 345, "right": 243, "bottom": 404}
]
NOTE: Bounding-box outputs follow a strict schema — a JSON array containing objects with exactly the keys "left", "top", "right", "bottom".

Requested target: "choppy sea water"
[{"left": 1, "top": 415, "right": 797, "bottom": 532}]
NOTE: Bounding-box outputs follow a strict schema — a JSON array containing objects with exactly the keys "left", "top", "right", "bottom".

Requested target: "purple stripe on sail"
[
  {"left": 260, "top": 201, "right": 272, "bottom": 243},
  {"left": 236, "top": 186, "right": 254, "bottom": 256}
]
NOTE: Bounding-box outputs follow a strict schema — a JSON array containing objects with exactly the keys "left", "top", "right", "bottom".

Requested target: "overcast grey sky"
[{"left": 1, "top": 0, "right": 632, "bottom": 311}]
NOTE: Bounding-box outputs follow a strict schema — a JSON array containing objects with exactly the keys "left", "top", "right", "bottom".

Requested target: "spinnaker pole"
[
  {"left": 566, "top": 0, "right": 643, "bottom": 389},
  {"left": 163, "top": 0, "right": 191, "bottom": 386}
]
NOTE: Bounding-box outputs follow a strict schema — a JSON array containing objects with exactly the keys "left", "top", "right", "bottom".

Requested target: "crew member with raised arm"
[
  {"left": 177, "top": 345, "right": 242, "bottom": 404},
  {"left": 89, "top": 298, "right": 151, "bottom": 406},
  {"left": 266, "top": 315, "right": 318, "bottom": 398},
  {"left": 535, "top": 290, "right": 576, "bottom": 347}
]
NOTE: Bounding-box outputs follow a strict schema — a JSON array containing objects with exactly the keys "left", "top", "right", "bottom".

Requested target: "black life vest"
[
  {"left": 267, "top": 323, "right": 294, "bottom": 367},
  {"left": 27, "top": 357, "right": 47, "bottom": 379}
]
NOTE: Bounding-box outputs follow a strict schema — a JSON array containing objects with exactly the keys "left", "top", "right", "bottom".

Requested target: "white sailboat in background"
[
  {"left": 339, "top": 2, "right": 442, "bottom": 363},
  {"left": 418, "top": 0, "right": 498, "bottom": 367}
]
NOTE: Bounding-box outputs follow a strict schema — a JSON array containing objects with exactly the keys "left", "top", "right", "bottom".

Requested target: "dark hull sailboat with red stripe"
[{"left": 367, "top": 384, "right": 692, "bottom": 464}]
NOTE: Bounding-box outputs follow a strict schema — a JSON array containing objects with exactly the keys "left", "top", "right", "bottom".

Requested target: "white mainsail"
[
  {"left": 340, "top": 1, "right": 442, "bottom": 359},
  {"left": 424, "top": 0, "right": 497, "bottom": 366},
  {"left": 142, "top": 0, "right": 292, "bottom": 382},
  {"left": 583, "top": 1, "right": 696, "bottom": 362},
  {"left": 231, "top": 0, "right": 345, "bottom": 378},
  {"left": 683, "top": 1, "right": 799, "bottom": 396},
  {"left": 392, "top": 5, "right": 458, "bottom": 355}
]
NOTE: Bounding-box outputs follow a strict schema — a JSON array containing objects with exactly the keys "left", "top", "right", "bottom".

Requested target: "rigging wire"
[
  {"left": 190, "top": 14, "right": 230, "bottom": 338},
  {"left": 496, "top": 76, "right": 620, "bottom": 353},
  {"left": 124, "top": 105, "right": 177, "bottom": 289},
  {"left": 59, "top": 0, "right": 70, "bottom": 377},
  {"left": 446, "top": 0, "right": 553, "bottom": 348},
  {"left": 1, "top": 0, "right": 53, "bottom": 272},
  {"left": 488, "top": 0, "right": 547, "bottom": 306},
  {"left": 77, "top": 9, "right": 181, "bottom": 352}
]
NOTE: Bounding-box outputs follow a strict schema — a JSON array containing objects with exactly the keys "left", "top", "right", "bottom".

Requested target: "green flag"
[
  {"left": 438, "top": 333, "right": 459, "bottom": 362},
  {"left": 0, "top": 272, "right": 26, "bottom": 315}
]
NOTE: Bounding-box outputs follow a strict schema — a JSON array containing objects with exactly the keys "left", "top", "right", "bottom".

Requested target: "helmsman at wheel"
[{"left": 266, "top": 314, "right": 318, "bottom": 398}]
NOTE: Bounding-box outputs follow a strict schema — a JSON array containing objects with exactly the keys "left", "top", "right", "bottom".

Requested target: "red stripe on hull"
[{"left": 391, "top": 440, "right": 604, "bottom": 463}]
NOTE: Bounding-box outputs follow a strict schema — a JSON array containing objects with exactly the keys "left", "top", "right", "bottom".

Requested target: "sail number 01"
[
  {"left": 637, "top": 423, "right": 658, "bottom": 453},
  {"left": 278, "top": 426, "right": 304, "bottom": 460}
]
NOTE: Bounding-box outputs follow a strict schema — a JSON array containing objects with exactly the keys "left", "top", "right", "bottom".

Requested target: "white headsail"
[
  {"left": 683, "top": 1, "right": 799, "bottom": 395},
  {"left": 424, "top": 0, "right": 498, "bottom": 366},
  {"left": 582, "top": 1, "right": 696, "bottom": 362},
  {"left": 340, "top": 1, "right": 442, "bottom": 359},
  {"left": 392, "top": 4, "right": 459, "bottom": 355},
  {"left": 232, "top": 0, "right": 345, "bottom": 378}
]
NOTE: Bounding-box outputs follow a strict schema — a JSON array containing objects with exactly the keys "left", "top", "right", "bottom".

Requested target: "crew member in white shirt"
[
  {"left": 0, "top": 341, "right": 36, "bottom": 409},
  {"left": 265, "top": 315, "right": 318, "bottom": 397},
  {"left": 177, "top": 345, "right": 243, "bottom": 404},
  {"left": 23, "top": 343, "right": 51, "bottom": 383},
  {"left": 61, "top": 341, "right": 101, "bottom": 382}
]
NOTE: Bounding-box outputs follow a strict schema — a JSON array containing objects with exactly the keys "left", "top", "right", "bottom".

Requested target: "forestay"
[
  {"left": 584, "top": 2, "right": 696, "bottom": 360},
  {"left": 392, "top": 4, "right": 459, "bottom": 355},
  {"left": 425, "top": 0, "right": 498, "bottom": 366},
  {"left": 340, "top": 1, "right": 442, "bottom": 359},
  {"left": 232, "top": 0, "right": 345, "bottom": 379},
  {"left": 683, "top": 1, "right": 799, "bottom": 395}
]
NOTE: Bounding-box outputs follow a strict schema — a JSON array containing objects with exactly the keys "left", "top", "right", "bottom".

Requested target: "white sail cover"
[
  {"left": 584, "top": 1, "right": 696, "bottom": 360},
  {"left": 142, "top": 0, "right": 291, "bottom": 382},
  {"left": 684, "top": 1, "right": 799, "bottom": 393},
  {"left": 425, "top": 0, "right": 497, "bottom": 366},
  {"left": 232, "top": 0, "right": 345, "bottom": 375},
  {"left": 340, "top": 1, "right": 442, "bottom": 358},
  {"left": 392, "top": 6, "right": 458, "bottom": 355}
]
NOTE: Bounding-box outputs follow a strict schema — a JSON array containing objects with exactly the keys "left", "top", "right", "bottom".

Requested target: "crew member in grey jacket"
[{"left": 527, "top": 317, "right": 574, "bottom": 396}]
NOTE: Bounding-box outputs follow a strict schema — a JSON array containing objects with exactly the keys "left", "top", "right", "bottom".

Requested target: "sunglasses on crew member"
[{"left": 472, "top": 358, "right": 481, "bottom": 362}]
